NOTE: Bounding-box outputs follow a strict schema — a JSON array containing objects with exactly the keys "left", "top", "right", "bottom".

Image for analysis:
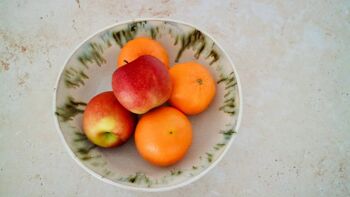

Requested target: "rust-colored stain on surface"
[{"left": 1, "top": 60, "right": 10, "bottom": 72}]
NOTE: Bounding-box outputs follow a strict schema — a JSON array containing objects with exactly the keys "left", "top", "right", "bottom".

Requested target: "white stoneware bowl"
[{"left": 53, "top": 18, "right": 242, "bottom": 191}]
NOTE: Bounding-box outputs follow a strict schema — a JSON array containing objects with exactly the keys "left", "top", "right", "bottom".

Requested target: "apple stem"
[{"left": 123, "top": 60, "right": 129, "bottom": 64}]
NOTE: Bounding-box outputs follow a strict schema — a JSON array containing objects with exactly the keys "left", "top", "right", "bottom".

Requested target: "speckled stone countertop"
[{"left": 0, "top": 0, "right": 349, "bottom": 196}]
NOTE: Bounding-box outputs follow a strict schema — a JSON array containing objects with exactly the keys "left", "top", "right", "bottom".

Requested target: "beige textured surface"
[{"left": 1, "top": 0, "right": 349, "bottom": 196}]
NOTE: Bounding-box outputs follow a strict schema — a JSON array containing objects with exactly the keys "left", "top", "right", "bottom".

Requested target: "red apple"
[
  {"left": 112, "top": 55, "right": 172, "bottom": 114},
  {"left": 83, "top": 91, "right": 135, "bottom": 148}
]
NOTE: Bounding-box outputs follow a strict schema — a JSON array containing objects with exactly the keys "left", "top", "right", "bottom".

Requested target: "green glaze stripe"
[
  {"left": 55, "top": 97, "right": 86, "bottom": 122},
  {"left": 117, "top": 168, "right": 187, "bottom": 187},
  {"left": 214, "top": 143, "right": 226, "bottom": 150},
  {"left": 195, "top": 42, "right": 206, "bottom": 59},
  {"left": 77, "top": 144, "right": 97, "bottom": 155},
  {"left": 170, "top": 169, "right": 182, "bottom": 176},
  {"left": 218, "top": 72, "right": 237, "bottom": 115},
  {"left": 150, "top": 27, "right": 157, "bottom": 39},
  {"left": 64, "top": 67, "right": 89, "bottom": 88},
  {"left": 174, "top": 35, "right": 179, "bottom": 45},
  {"left": 118, "top": 172, "right": 152, "bottom": 187},
  {"left": 78, "top": 42, "right": 106, "bottom": 67},
  {"left": 74, "top": 131, "right": 88, "bottom": 142},
  {"left": 175, "top": 29, "right": 206, "bottom": 62},
  {"left": 111, "top": 21, "right": 147, "bottom": 48},
  {"left": 206, "top": 49, "right": 220, "bottom": 65},
  {"left": 206, "top": 152, "right": 213, "bottom": 163},
  {"left": 173, "top": 29, "right": 220, "bottom": 65},
  {"left": 221, "top": 129, "right": 236, "bottom": 140},
  {"left": 72, "top": 131, "right": 105, "bottom": 164},
  {"left": 112, "top": 30, "right": 135, "bottom": 48},
  {"left": 100, "top": 32, "right": 112, "bottom": 47}
]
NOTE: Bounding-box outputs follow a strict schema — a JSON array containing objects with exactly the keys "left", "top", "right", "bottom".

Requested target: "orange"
[
  {"left": 135, "top": 106, "right": 192, "bottom": 166},
  {"left": 117, "top": 37, "right": 169, "bottom": 68},
  {"left": 169, "top": 62, "right": 216, "bottom": 115}
]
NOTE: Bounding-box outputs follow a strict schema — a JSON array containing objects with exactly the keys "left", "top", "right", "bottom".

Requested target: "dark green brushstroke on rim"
[
  {"left": 214, "top": 143, "right": 226, "bottom": 150},
  {"left": 170, "top": 170, "right": 182, "bottom": 176},
  {"left": 149, "top": 25, "right": 161, "bottom": 40},
  {"left": 206, "top": 152, "right": 213, "bottom": 163},
  {"left": 175, "top": 29, "right": 206, "bottom": 62},
  {"left": 64, "top": 67, "right": 89, "bottom": 88},
  {"left": 73, "top": 131, "right": 88, "bottom": 142},
  {"left": 77, "top": 144, "right": 97, "bottom": 155},
  {"left": 78, "top": 42, "right": 106, "bottom": 67},
  {"left": 220, "top": 129, "right": 236, "bottom": 140},
  {"left": 72, "top": 131, "right": 105, "bottom": 163},
  {"left": 100, "top": 32, "right": 112, "bottom": 47},
  {"left": 195, "top": 42, "right": 206, "bottom": 59},
  {"left": 111, "top": 21, "right": 147, "bottom": 48},
  {"left": 206, "top": 49, "right": 219, "bottom": 65},
  {"left": 218, "top": 72, "right": 237, "bottom": 115},
  {"left": 173, "top": 29, "right": 220, "bottom": 64},
  {"left": 174, "top": 35, "right": 179, "bottom": 45},
  {"left": 119, "top": 172, "right": 152, "bottom": 187},
  {"left": 55, "top": 97, "right": 86, "bottom": 122}
]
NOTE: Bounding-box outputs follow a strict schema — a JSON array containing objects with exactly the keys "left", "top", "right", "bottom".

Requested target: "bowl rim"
[{"left": 52, "top": 18, "right": 243, "bottom": 192}]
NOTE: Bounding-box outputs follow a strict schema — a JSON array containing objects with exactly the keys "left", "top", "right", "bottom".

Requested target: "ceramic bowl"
[{"left": 53, "top": 19, "right": 242, "bottom": 191}]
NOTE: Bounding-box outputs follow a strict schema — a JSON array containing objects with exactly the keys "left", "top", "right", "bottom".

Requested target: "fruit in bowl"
[
  {"left": 135, "top": 106, "right": 192, "bottom": 166},
  {"left": 112, "top": 55, "right": 172, "bottom": 114},
  {"left": 54, "top": 19, "right": 241, "bottom": 191},
  {"left": 169, "top": 62, "right": 216, "bottom": 115},
  {"left": 117, "top": 37, "right": 169, "bottom": 68},
  {"left": 83, "top": 91, "right": 135, "bottom": 148}
]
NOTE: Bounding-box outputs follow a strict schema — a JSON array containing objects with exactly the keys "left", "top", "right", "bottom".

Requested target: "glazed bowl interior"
[{"left": 54, "top": 19, "right": 241, "bottom": 191}]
